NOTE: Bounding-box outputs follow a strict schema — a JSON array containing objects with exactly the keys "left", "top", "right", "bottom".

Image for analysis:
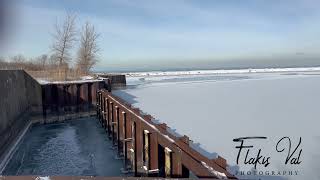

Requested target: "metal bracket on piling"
[
  {"left": 120, "top": 147, "right": 135, "bottom": 174},
  {"left": 123, "top": 138, "right": 133, "bottom": 142},
  {"left": 149, "top": 169, "right": 159, "bottom": 173},
  {"left": 143, "top": 166, "right": 159, "bottom": 176}
]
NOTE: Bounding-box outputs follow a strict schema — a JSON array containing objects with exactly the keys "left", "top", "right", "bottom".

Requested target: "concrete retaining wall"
[{"left": 0, "top": 70, "right": 42, "bottom": 161}]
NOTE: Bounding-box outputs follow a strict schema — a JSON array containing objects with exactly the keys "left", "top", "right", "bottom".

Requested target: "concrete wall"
[
  {"left": 24, "top": 71, "right": 43, "bottom": 114},
  {"left": 0, "top": 70, "right": 42, "bottom": 159}
]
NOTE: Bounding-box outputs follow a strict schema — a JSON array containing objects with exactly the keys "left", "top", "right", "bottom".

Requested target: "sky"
[{"left": 1, "top": 0, "right": 320, "bottom": 71}]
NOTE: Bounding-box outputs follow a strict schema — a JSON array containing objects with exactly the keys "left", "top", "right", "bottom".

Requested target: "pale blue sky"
[{"left": 2, "top": 0, "right": 320, "bottom": 71}]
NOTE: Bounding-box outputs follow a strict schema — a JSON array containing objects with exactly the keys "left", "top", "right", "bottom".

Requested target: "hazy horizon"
[
  {"left": 95, "top": 57, "right": 320, "bottom": 72},
  {"left": 1, "top": 0, "right": 320, "bottom": 71}
]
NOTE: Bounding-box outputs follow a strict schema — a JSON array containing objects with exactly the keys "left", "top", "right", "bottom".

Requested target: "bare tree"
[
  {"left": 51, "top": 13, "right": 77, "bottom": 79},
  {"left": 10, "top": 55, "right": 26, "bottom": 69},
  {"left": 11, "top": 54, "right": 26, "bottom": 64},
  {"left": 35, "top": 54, "right": 48, "bottom": 70},
  {"left": 0, "top": 56, "right": 5, "bottom": 69},
  {"left": 76, "top": 22, "right": 100, "bottom": 75},
  {"left": 48, "top": 54, "right": 58, "bottom": 66}
]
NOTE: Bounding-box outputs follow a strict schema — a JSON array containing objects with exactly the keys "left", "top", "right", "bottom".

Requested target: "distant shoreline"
[{"left": 97, "top": 66, "right": 320, "bottom": 77}]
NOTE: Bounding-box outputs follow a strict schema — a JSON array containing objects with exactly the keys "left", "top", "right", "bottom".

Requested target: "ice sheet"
[{"left": 114, "top": 72, "right": 320, "bottom": 179}]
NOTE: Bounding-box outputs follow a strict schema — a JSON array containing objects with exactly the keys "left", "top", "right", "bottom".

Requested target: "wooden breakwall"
[
  {"left": 98, "top": 74, "right": 126, "bottom": 87},
  {"left": 96, "top": 89, "right": 236, "bottom": 179},
  {"left": 40, "top": 80, "right": 110, "bottom": 123}
]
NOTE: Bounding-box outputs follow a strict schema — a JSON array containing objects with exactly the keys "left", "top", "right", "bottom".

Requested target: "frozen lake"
[
  {"left": 2, "top": 117, "right": 123, "bottom": 176},
  {"left": 114, "top": 71, "right": 320, "bottom": 179}
]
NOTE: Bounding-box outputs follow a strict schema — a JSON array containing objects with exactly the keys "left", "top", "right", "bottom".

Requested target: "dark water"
[{"left": 2, "top": 117, "right": 123, "bottom": 176}]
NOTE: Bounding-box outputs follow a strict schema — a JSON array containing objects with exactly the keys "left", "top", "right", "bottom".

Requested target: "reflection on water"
[{"left": 2, "top": 117, "right": 123, "bottom": 176}]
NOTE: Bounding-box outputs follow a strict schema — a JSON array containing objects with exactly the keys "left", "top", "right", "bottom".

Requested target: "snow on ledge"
[
  {"left": 80, "top": 75, "right": 94, "bottom": 80},
  {"left": 201, "top": 161, "right": 227, "bottom": 179},
  {"left": 35, "top": 177, "right": 50, "bottom": 180},
  {"left": 37, "top": 78, "right": 104, "bottom": 85}
]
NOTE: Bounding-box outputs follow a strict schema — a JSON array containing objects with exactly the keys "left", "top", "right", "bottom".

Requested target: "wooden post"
[
  {"left": 165, "top": 147, "right": 172, "bottom": 178},
  {"left": 121, "top": 111, "right": 131, "bottom": 173},
  {"left": 101, "top": 95, "right": 105, "bottom": 127},
  {"left": 111, "top": 106, "right": 118, "bottom": 146},
  {"left": 99, "top": 92, "right": 102, "bottom": 122},
  {"left": 149, "top": 132, "right": 159, "bottom": 176},
  {"left": 96, "top": 90, "right": 99, "bottom": 118},
  {"left": 172, "top": 148, "right": 182, "bottom": 178},
  {"left": 98, "top": 91, "right": 102, "bottom": 120},
  {"left": 111, "top": 103, "right": 115, "bottom": 142},
  {"left": 108, "top": 101, "right": 113, "bottom": 138},
  {"left": 97, "top": 92, "right": 101, "bottom": 122},
  {"left": 143, "top": 130, "right": 150, "bottom": 170},
  {"left": 106, "top": 98, "right": 109, "bottom": 133},
  {"left": 116, "top": 106, "right": 121, "bottom": 154},
  {"left": 104, "top": 97, "right": 108, "bottom": 130},
  {"left": 131, "top": 121, "right": 137, "bottom": 176}
]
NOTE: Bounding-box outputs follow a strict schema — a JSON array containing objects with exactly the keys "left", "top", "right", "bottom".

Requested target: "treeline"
[
  {"left": 0, "top": 13, "right": 100, "bottom": 81},
  {"left": 0, "top": 54, "right": 59, "bottom": 71}
]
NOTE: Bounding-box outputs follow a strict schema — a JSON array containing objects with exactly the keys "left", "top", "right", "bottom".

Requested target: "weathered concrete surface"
[{"left": 0, "top": 70, "right": 42, "bottom": 163}]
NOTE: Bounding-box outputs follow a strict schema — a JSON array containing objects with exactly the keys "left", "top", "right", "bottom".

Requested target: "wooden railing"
[{"left": 96, "top": 89, "right": 236, "bottom": 179}]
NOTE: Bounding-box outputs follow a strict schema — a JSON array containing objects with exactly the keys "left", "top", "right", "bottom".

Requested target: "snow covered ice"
[{"left": 114, "top": 68, "right": 320, "bottom": 180}]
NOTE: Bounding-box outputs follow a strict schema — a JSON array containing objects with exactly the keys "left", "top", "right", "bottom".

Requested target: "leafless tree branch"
[
  {"left": 76, "top": 21, "right": 100, "bottom": 75},
  {"left": 50, "top": 13, "right": 77, "bottom": 80}
]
